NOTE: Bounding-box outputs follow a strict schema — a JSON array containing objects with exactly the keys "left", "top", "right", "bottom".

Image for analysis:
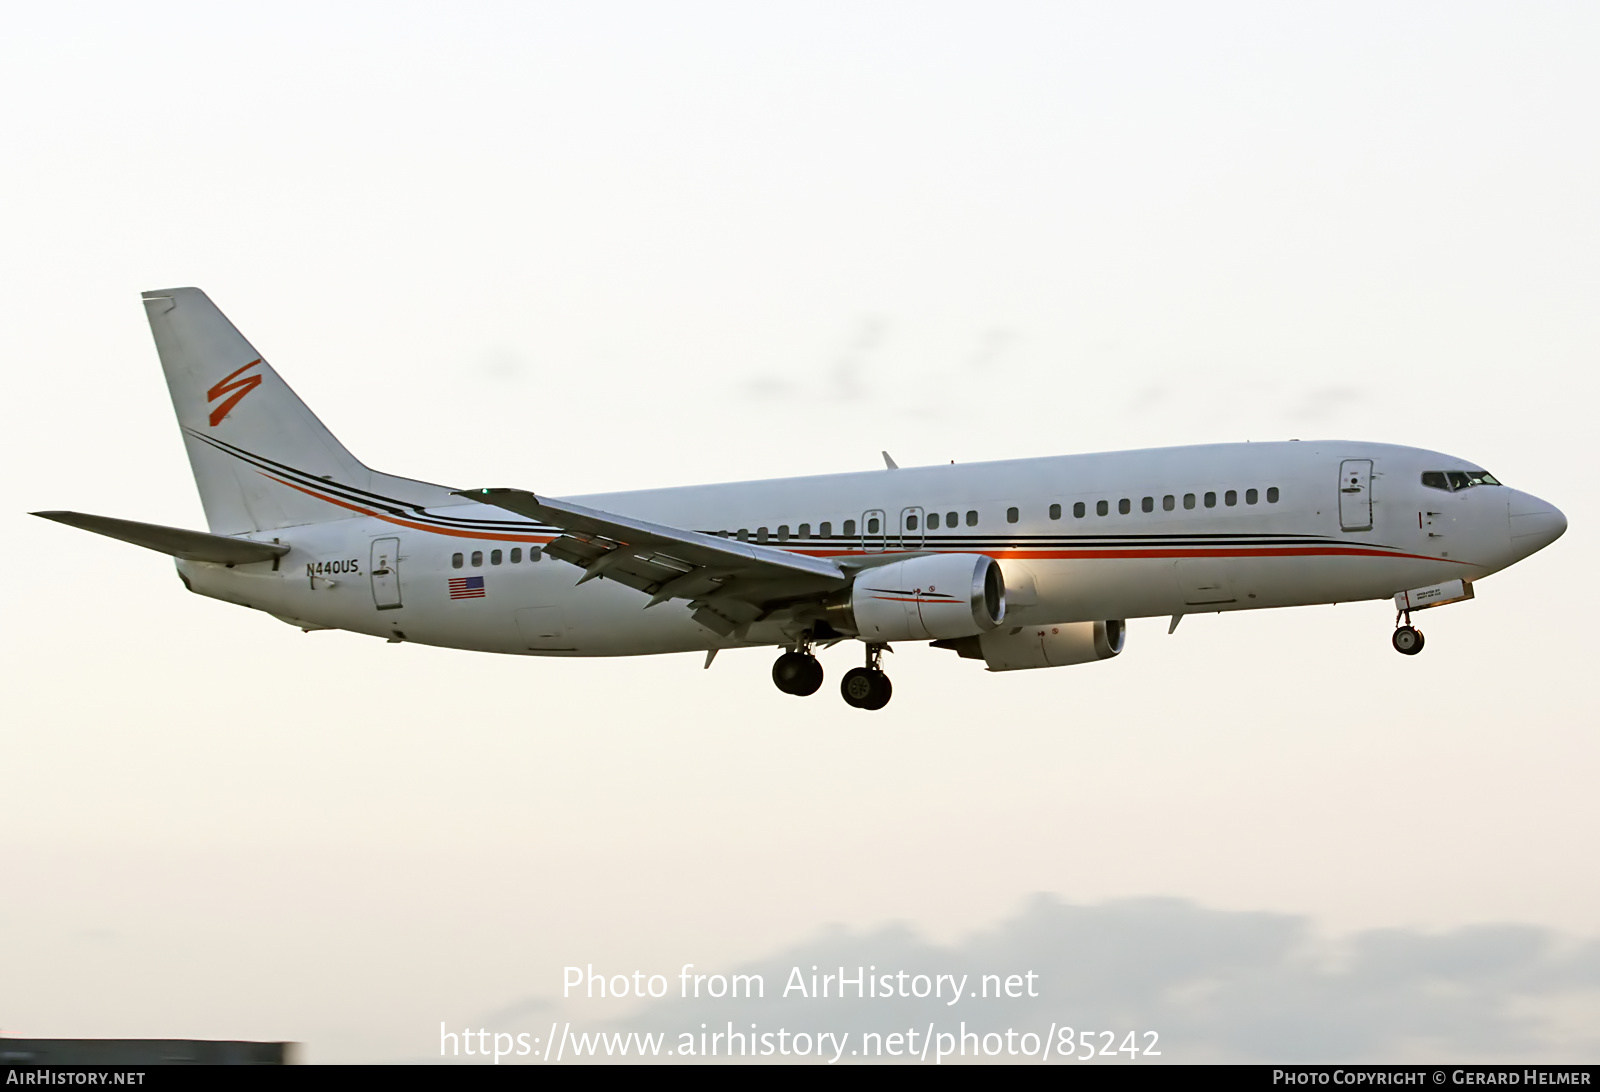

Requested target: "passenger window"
[
  {"left": 1049, "top": 503, "right": 1061, "bottom": 520},
  {"left": 1118, "top": 498, "right": 1130, "bottom": 515},
  {"left": 927, "top": 513, "right": 940, "bottom": 530},
  {"left": 798, "top": 523, "right": 810, "bottom": 539},
  {"left": 1163, "top": 495, "right": 1175, "bottom": 511},
  {"left": 820, "top": 521, "right": 833, "bottom": 537},
  {"left": 510, "top": 548, "right": 522, "bottom": 563},
  {"left": 529, "top": 547, "right": 542, "bottom": 562},
  {"left": 451, "top": 552, "right": 464, "bottom": 569},
  {"left": 1141, "top": 496, "right": 1153, "bottom": 513},
  {"left": 1096, "top": 500, "right": 1109, "bottom": 516},
  {"left": 1006, "top": 507, "right": 1019, "bottom": 523},
  {"left": 1204, "top": 492, "right": 1216, "bottom": 509},
  {"left": 737, "top": 528, "right": 749, "bottom": 541},
  {"left": 1245, "top": 489, "right": 1258, "bottom": 505},
  {"left": 1225, "top": 490, "right": 1237, "bottom": 507},
  {"left": 1267, "top": 487, "right": 1280, "bottom": 503},
  {"left": 947, "top": 511, "right": 959, "bottom": 527},
  {"left": 906, "top": 514, "right": 919, "bottom": 530},
  {"left": 757, "top": 527, "right": 770, "bottom": 542},
  {"left": 1184, "top": 493, "right": 1196, "bottom": 510},
  {"left": 866, "top": 517, "right": 880, "bottom": 534},
  {"left": 1073, "top": 501, "right": 1086, "bottom": 518},
  {"left": 965, "top": 510, "right": 978, "bottom": 527},
  {"left": 777, "top": 525, "right": 790, "bottom": 541},
  {"left": 844, "top": 519, "right": 857, "bottom": 536},
  {"left": 490, "top": 548, "right": 503, "bottom": 565},
  {"left": 471, "top": 550, "right": 483, "bottom": 566}
]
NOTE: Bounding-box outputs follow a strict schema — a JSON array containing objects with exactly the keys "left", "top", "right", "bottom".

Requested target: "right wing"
[{"left": 454, "top": 488, "right": 850, "bottom": 635}]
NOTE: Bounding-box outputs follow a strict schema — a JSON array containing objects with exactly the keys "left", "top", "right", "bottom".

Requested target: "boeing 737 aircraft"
[{"left": 35, "top": 288, "right": 1567, "bottom": 710}]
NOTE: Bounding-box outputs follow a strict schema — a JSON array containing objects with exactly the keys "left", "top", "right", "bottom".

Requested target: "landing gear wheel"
[
  {"left": 1392, "top": 626, "right": 1424, "bottom": 655},
  {"left": 772, "top": 652, "right": 824, "bottom": 696},
  {"left": 840, "top": 667, "right": 892, "bottom": 710}
]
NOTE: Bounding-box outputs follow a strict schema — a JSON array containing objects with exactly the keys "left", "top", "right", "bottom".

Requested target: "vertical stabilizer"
[{"left": 141, "top": 287, "right": 453, "bottom": 534}]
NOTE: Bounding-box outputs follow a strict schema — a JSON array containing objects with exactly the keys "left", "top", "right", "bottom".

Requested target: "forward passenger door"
[{"left": 1338, "top": 460, "right": 1373, "bottom": 532}]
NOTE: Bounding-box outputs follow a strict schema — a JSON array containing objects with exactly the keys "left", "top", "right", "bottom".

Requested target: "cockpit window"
[{"left": 1423, "top": 470, "right": 1502, "bottom": 491}]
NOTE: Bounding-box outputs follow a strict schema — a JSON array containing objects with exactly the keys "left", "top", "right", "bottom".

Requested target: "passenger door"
[{"left": 1338, "top": 460, "right": 1373, "bottom": 532}]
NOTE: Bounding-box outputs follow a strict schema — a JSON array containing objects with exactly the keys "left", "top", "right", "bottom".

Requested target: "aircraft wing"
[{"left": 453, "top": 488, "right": 849, "bottom": 635}]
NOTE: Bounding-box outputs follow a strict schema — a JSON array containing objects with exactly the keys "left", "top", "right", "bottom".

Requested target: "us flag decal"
[{"left": 448, "top": 575, "right": 486, "bottom": 599}]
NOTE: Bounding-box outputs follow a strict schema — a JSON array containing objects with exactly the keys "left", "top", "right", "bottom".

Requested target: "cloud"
[
  {"left": 514, "top": 896, "right": 1600, "bottom": 1063},
  {"left": 1288, "top": 386, "right": 1368, "bottom": 423}
]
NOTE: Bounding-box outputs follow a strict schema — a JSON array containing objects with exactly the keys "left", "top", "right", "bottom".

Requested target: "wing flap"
[{"left": 455, "top": 488, "right": 848, "bottom": 623}]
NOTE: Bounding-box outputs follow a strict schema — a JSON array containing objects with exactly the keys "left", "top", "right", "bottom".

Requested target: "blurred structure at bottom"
[{"left": 0, "top": 1039, "right": 293, "bottom": 1064}]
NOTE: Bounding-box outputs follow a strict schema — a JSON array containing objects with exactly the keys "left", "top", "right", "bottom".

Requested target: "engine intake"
[{"left": 827, "top": 554, "right": 1005, "bottom": 641}]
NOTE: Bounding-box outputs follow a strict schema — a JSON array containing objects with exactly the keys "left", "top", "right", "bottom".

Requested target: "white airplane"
[{"left": 35, "top": 288, "right": 1567, "bottom": 710}]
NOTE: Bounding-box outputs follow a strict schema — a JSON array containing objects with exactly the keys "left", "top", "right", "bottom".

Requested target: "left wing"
[{"left": 453, "top": 488, "right": 849, "bottom": 635}]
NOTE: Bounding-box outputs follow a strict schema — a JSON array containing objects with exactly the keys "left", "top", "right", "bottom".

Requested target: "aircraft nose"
[{"left": 1508, "top": 493, "right": 1567, "bottom": 558}]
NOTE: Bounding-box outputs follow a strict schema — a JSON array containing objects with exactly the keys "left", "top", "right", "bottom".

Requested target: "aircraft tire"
[
  {"left": 772, "top": 651, "right": 822, "bottom": 695},
  {"left": 841, "top": 667, "right": 892, "bottom": 710},
  {"left": 1392, "top": 626, "right": 1425, "bottom": 656},
  {"left": 862, "top": 671, "right": 892, "bottom": 711},
  {"left": 792, "top": 656, "right": 824, "bottom": 696},
  {"left": 841, "top": 667, "right": 874, "bottom": 708}
]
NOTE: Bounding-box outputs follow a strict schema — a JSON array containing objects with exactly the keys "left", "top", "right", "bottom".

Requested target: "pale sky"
[{"left": 2, "top": 1, "right": 1596, "bottom": 1063}]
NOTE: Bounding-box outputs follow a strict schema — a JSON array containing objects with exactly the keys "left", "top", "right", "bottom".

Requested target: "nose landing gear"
[
  {"left": 1392, "top": 610, "right": 1425, "bottom": 656},
  {"left": 840, "top": 643, "right": 893, "bottom": 710}
]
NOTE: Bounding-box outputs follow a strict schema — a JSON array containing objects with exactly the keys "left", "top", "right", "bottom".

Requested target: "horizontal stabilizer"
[{"left": 31, "top": 511, "right": 290, "bottom": 565}]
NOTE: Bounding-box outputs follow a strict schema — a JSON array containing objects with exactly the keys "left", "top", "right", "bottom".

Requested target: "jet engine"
[
  {"left": 934, "top": 620, "right": 1125, "bottom": 671},
  {"left": 826, "top": 554, "right": 1006, "bottom": 641}
]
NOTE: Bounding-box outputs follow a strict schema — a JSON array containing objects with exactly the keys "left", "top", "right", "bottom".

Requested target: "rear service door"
[
  {"left": 370, "top": 537, "right": 403, "bottom": 610},
  {"left": 1338, "top": 460, "right": 1373, "bottom": 532}
]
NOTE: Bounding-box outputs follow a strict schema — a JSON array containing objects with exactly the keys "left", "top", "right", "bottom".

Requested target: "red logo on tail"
[{"left": 207, "top": 359, "right": 263, "bottom": 426}]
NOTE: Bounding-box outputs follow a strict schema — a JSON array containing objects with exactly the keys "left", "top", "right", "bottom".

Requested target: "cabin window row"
[
  {"left": 1052, "top": 486, "right": 1280, "bottom": 519},
  {"left": 451, "top": 547, "right": 544, "bottom": 569},
  {"left": 712, "top": 486, "right": 1283, "bottom": 541},
  {"left": 723, "top": 511, "right": 984, "bottom": 543}
]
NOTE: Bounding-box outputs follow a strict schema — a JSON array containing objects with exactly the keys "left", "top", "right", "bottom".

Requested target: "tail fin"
[{"left": 142, "top": 287, "right": 455, "bottom": 534}]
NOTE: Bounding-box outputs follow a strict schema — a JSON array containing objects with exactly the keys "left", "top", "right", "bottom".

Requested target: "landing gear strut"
[
  {"left": 1392, "top": 610, "right": 1425, "bottom": 656},
  {"left": 771, "top": 638, "right": 824, "bottom": 696},
  {"left": 840, "top": 643, "right": 893, "bottom": 710}
]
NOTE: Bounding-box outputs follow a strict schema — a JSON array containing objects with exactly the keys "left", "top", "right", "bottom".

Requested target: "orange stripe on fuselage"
[
  {"left": 263, "top": 474, "right": 560, "bottom": 543},
  {"left": 263, "top": 473, "right": 1471, "bottom": 565}
]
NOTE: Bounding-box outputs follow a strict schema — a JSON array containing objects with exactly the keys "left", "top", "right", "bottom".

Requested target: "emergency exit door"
[
  {"left": 370, "top": 537, "right": 403, "bottom": 610},
  {"left": 1338, "top": 460, "right": 1373, "bottom": 532}
]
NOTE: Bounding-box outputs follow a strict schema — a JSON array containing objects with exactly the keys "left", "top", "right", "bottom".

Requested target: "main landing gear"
[
  {"left": 771, "top": 642, "right": 824, "bottom": 696},
  {"left": 1392, "top": 610, "right": 1425, "bottom": 656},
  {"left": 770, "top": 640, "right": 894, "bottom": 709},
  {"left": 840, "top": 644, "right": 893, "bottom": 711}
]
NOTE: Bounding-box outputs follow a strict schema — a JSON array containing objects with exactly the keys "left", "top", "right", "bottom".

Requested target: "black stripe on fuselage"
[{"left": 194, "top": 432, "right": 1406, "bottom": 554}]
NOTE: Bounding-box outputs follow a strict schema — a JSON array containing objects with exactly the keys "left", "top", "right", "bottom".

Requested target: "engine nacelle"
[
  {"left": 829, "top": 554, "right": 1006, "bottom": 641},
  {"left": 935, "top": 620, "right": 1125, "bottom": 671}
]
